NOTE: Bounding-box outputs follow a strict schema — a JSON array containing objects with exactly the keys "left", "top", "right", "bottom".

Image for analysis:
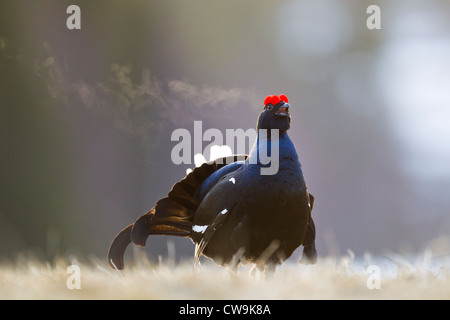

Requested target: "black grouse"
[{"left": 108, "top": 94, "right": 317, "bottom": 271}]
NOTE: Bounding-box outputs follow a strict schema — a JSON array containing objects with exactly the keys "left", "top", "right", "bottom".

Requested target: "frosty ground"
[{"left": 1, "top": 250, "right": 449, "bottom": 300}]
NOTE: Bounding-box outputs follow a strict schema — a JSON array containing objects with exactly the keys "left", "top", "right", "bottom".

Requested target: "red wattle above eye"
[{"left": 264, "top": 94, "right": 289, "bottom": 106}]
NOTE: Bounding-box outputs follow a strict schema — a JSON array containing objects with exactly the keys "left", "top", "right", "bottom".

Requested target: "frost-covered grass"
[{"left": 1, "top": 251, "right": 449, "bottom": 300}]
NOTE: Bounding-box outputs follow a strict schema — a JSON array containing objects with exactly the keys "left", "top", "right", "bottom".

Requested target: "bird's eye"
[{"left": 265, "top": 105, "right": 273, "bottom": 111}]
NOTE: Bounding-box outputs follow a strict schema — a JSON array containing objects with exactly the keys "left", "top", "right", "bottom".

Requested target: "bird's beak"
[{"left": 275, "top": 103, "right": 291, "bottom": 117}]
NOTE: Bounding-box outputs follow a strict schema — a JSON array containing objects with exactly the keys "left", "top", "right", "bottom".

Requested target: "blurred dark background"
[{"left": 1, "top": 0, "right": 450, "bottom": 263}]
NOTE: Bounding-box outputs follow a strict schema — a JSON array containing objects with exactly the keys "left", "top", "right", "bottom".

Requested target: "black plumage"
[{"left": 108, "top": 95, "right": 317, "bottom": 271}]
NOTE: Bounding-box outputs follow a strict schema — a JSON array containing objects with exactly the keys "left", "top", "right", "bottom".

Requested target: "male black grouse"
[{"left": 108, "top": 94, "right": 317, "bottom": 271}]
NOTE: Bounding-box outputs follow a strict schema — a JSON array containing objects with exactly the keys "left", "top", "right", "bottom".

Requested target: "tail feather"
[
  {"left": 153, "top": 197, "right": 195, "bottom": 220},
  {"left": 131, "top": 209, "right": 192, "bottom": 247},
  {"left": 107, "top": 224, "right": 133, "bottom": 270},
  {"left": 107, "top": 155, "right": 247, "bottom": 269}
]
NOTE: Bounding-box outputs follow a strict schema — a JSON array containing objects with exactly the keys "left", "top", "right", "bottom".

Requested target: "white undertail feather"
[{"left": 192, "top": 225, "right": 208, "bottom": 234}]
